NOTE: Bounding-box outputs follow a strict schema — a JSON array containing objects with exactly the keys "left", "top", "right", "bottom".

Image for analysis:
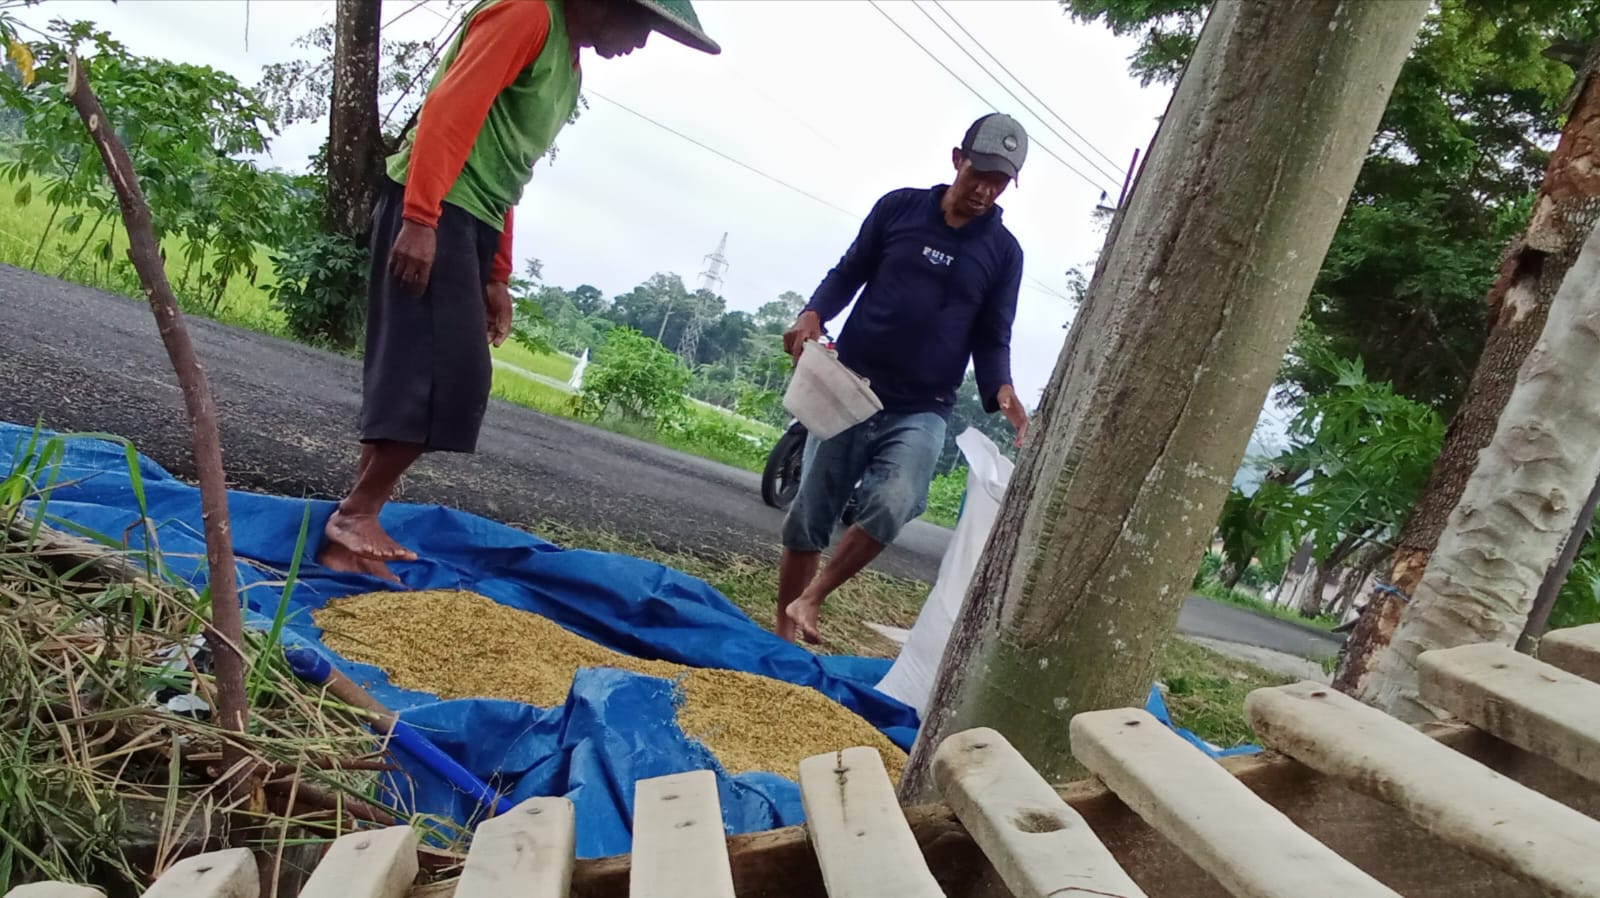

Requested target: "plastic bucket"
[{"left": 783, "top": 340, "right": 883, "bottom": 440}]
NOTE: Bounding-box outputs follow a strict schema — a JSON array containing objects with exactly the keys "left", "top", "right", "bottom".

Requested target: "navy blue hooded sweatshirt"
[{"left": 804, "top": 185, "right": 1022, "bottom": 418}]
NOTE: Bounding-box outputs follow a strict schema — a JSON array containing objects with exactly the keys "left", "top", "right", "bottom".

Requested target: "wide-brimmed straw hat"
[{"left": 633, "top": 0, "right": 721, "bottom": 55}]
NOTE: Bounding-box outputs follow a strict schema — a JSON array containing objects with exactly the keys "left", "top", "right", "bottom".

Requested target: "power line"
[
  {"left": 910, "top": 2, "right": 1125, "bottom": 187},
  {"left": 592, "top": 93, "right": 1071, "bottom": 303},
  {"left": 1024, "top": 275, "right": 1071, "bottom": 302},
  {"left": 930, "top": 0, "right": 1127, "bottom": 177},
  {"left": 390, "top": 3, "right": 467, "bottom": 130},
  {"left": 864, "top": 0, "right": 1116, "bottom": 197},
  {"left": 587, "top": 91, "right": 860, "bottom": 219},
  {"left": 383, "top": 0, "right": 433, "bottom": 29}
]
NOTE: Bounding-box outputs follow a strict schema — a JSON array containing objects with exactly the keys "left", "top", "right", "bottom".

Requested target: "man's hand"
[
  {"left": 998, "top": 384, "right": 1029, "bottom": 447},
  {"left": 485, "top": 281, "right": 512, "bottom": 347},
  {"left": 783, "top": 310, "right": 823, "bottom": 364},
  {"left": 389, "top": 220, "right": 437, "bottom": 297}
]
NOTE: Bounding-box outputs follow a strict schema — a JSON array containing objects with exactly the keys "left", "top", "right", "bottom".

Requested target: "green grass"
[
  {"left": 1194, "top": 580, "right": 1341, "bottom": 631},
  {"left": 1159, "top": 638, "right": 1292, "bottom": 748},
  {"left": 490, "top": 367, "right": 578, "bottom": 416},
  {"left": 493, "top": 339, "right": 576, "bottom": 381},
  {"left": 0, "top": 180, "right": 288, "bottom": 336},
  {"left": 490, "top": 369, "right": 775, "bottom": 472},
  {"left": 535, "top": 520, "right": 931, "bottom": 658}
]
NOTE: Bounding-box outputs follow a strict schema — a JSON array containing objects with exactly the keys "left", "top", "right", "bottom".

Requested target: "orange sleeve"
[
  {"left": 492, "top": 207, "right": 514, "bottom": 283},
  {"left": 403, "top": 0, "right": 552, "bottom": 228}
]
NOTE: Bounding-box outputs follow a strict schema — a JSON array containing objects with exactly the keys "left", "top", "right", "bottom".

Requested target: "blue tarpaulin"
[
  {"left": 2, "top": 421, "right": 1261, "bottom": 857},
  {"left": 1, "top": 422, "right": 917, "bottom": 857}
]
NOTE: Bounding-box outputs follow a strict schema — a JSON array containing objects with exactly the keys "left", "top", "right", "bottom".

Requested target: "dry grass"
[
  {"left": 530, "top": 520, "right": 931, "bottom": 659},
  {"left": 0, "top": 433, "right": 467, "bottom": 894}
]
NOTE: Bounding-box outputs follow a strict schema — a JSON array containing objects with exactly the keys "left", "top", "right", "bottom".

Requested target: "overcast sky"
[{"left": 21, "top": 0, "right": 1291, "bottom": 455}]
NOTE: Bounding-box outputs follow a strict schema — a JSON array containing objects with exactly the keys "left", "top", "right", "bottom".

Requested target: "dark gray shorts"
[{"left": 360, "top": 179, "right": 500, "bottom": 453}]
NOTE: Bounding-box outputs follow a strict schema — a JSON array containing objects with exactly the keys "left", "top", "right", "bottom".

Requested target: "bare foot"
[
  {"left": 783, "top": 596, "right": 825, "bottom": 645},
  {"left": 776, "top": 605, "right": 797, "bottom": 643},
  {"left": 317, "top": 540, "right": 402, "bottom": 584},
  {"left": 325, "top": 508, "right": 417, "bottom": 561}
]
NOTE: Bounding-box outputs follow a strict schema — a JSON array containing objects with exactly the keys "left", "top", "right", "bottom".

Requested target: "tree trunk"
[
  {"left": 1277, "top": 537, "right": 1317, "bottom": 609},
  {"left": 1334, "top": 570, "right": 1363, "bottom": 620},
  {"left": 1224, "top": 561, "right": 1246, "bottom": 590},
  {"left": 1335, "top": 42, "right": 1600, "bottom": 697},
  {"left": 1302, "top": 567, "right": 1333, "bottom": 618},
  {"left": 1335, "top": 541, "right": 1390, "bottom": 621},
  {"left": 1517, "top": 472, "right": 1600, "bottom": 652},
  {"left": 325, "top": 0, "right": 382, "bottom": 239},
  {"left": 1302, "top": 531, "right": 1365, "bottom": 617},
  {"left": 1361, "top": 221, "right": 1600, "bottom": 720},
  {"left": 897, "top": 0, "right": 1426, "bottom": 798}
]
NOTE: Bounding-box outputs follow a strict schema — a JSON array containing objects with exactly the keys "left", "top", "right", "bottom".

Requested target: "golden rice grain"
[{"left": 313, "top": 589, "right": 904, "bottom": 781}]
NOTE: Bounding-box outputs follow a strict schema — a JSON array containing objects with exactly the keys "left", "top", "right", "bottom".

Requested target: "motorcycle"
[
  {"left": 760, "top": 419, "right": 861, "bottom": 530},
  {"left": 760, "top": 418, "right": 808, "bottom": 511}
]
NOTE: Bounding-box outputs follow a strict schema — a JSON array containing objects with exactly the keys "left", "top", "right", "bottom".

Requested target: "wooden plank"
[
  {"left": 1071, "top": 708, "right": 1399, "bottom": 898},
  {"left": 410, "top": 723, "right": 1600, "bottom": 898},
  {"left": 629, "top": 770, "right": 734, "bottom": 898},
  {"left": 3, "top": 886, "right": 104, "bottom": 898},
  {"left": 299, "top": 825, "right": 419, "bottom": 898},
  {"left": 798, "top": 747, "right": 942, "bottom": 898},
  {"left": 1539, "top": 623, "right": 1600, "bottom": 683},
  {"left": 1420, "top": 642, "right": 1600, "bottom": 785},
  {"left": 1246, "top": 681, "right": 1600, "bottom": 898},
  {"left": 455, "top": 798, "right": 575, "bottom": 898},
  {"left": 933, "top": 726, "right": 1148, "bottom": 898},
  {"left": 144, "top": 848, "right": 257, "bottom": 898}
]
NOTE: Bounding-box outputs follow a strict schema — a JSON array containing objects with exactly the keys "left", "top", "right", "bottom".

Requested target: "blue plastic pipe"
[{"left": 285, "top": 646, "right": 515, "bottom": 817}]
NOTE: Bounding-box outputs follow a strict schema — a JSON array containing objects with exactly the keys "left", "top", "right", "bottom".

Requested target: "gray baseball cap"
[{"left": 961, "top": 113, "right": 1028, "bottom": 181}]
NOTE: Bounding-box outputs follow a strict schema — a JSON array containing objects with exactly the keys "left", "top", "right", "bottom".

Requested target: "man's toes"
[{"left": 373, "top": 542, "right": 417, "bottom": 562}]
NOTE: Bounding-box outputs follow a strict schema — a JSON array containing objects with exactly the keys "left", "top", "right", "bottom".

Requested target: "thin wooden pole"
[
  {"left": 63, "top": 55, "right": 253, "bottom": 801},
  {"left": 1519, "top": 473, "right": 1600, "bottom": 653}
]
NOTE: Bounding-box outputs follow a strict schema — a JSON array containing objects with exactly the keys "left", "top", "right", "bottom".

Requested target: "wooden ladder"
[{"left": 12, "top": 622, "right": 1600, "bottom": 897}]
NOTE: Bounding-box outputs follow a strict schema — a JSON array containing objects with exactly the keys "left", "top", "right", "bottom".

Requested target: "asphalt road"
[{"left": 0, "top": 265, "right": 1343, "bottom": 659}]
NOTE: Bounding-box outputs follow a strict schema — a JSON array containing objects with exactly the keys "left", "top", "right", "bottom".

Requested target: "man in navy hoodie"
[{"left": 777, "top": 113, "right": 1031, "bottom": 645}]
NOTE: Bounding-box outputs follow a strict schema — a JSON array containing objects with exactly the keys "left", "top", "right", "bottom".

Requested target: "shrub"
[
  {"left": 576, "top": 328, "right": 691, "bottom": 424},
  {"left": 670, "top": 414, "right": 769, "bottom": 470},
  {"left": 1193, "top": 550, "right": 1224, "bottom": 589},
  {"left": 266, "top": 228, "right": 368, "bottom": 350},
  {"left": 923, "top": 467, "right": 966, "bottom": 528}
]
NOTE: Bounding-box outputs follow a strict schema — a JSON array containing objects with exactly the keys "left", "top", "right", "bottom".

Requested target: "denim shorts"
[{"left": 781, "top": 411, "right": 947, "bottom": 552}]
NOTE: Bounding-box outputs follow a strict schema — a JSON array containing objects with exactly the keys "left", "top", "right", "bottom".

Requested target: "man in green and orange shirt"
[{"left": 319, "top": 0, "right": 719, "bottom": 579}]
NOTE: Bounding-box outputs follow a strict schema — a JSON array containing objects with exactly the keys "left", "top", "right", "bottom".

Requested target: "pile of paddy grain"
[{"left": 314, "top": 589, "right": 905, "bottom": 781}]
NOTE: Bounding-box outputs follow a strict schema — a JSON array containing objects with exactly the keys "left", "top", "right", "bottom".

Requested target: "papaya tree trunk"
[
  {"left": 1362, "top": 220, "right": 1600, "bottom": 721},
  {"left": 1334, "top": 541, "right": 1389, "bottom": 621},
  {"left": 896, "top": 0, "right": 1427, "bottom": 797},
  {"left": 1336, "top": 41, "right": 1600, "bottom": 697},
  {"left": 1302, "top": 530, "right": 1368, "bottom": 617},
  {"left": 1277, "top": 537, "right": 1317, "bottom": 609}
]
